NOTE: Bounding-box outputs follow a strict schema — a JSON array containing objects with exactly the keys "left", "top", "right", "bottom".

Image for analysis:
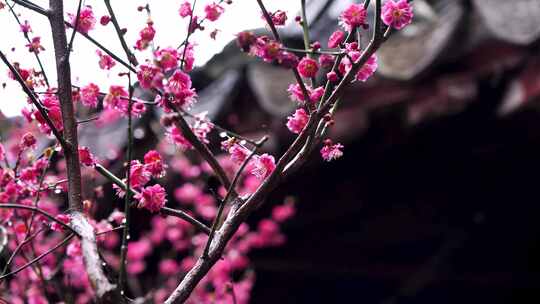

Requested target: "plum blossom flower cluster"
[
  {"left": 110, "top": 150, "right": 167, "bottom": 209},
  {"left": 236, "top": 0, "right": 413, "bottom": 162},
  {"left": 0, "top": 0, "right": 412, "bottom": 302},
  {"left": 0, "top": 121, "right": 295, "bottom": 303},
  {"left": 126, "top": 149, "right": 295, "bottom": 303}
]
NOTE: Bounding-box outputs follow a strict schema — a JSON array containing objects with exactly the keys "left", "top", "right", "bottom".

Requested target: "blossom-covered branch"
[{"left": 0, "top": 0, "right": 414, "bottom": 302}]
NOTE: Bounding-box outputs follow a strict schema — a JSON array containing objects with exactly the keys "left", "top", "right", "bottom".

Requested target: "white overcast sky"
[{"left": 0, "top": 0, "right": 301, "bottom": 117}]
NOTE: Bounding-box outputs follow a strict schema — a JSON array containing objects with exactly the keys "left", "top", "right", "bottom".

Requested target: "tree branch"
[
  {"left": 11, "top": 0, "right": 49, "bottom": 16},
  {"left": 202, "top": 136, "right": 268, "bottom": 258},
  {"left": 64, "top": 21, "right": 137, "bottom": 73},
  {"left": 48, "top": 0, "right": 82, "bottom": 211},
  {"left": 48, "top": 1, "right": 120, "bottom": 302},
  {"left": 0, "top": 204, "right": 79, "bottom": 236},
  {"left": 69, "top": 211, "right": 120, "bottom": 302},
  {"left": 66, "top": 0, "right": 83, "bottom": 57},
  {"left": 7, "top": 1, "right": 50, "bottom": 86},
  {"left": 160, "top": 207, "right": 211, "bottom": 235},
  {"left": 94, "top": 164, "right": 212, "bottom": 234},
  {"left": 1, "top": 227, "right": 46, "bottom": 279},
  {"left": 165, "top": 1, "right": 392, "bottom": 302},
  {"left": 103, "top": 0, "right": 138, "bottom": 66},
  {"left": 170, "top": 107, "right": 233, "bottom": 191},
  {"left": 256, "top": 0, "right": 312, "bottom": 106},
  {"left": 0, "top": 50, "right": 66, "bottom": 147},
  {"left": 118, "top": 74, "right": 134, "bottom": 294},
  {"left": 0, "top": 233, "right": 75, "bottom": 281}
]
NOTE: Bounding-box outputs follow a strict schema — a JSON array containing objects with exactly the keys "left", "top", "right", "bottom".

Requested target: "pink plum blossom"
[
  {"left": 321, "top": 141, "right": 344, "bottom": 161},
  {"left": 80, "top": 83, "right": 100, "bottom": 108},
  {"left": 298, "top": 57, "right": 319, "bottom": 78},
  {"left": 251, "top": 154, "right": 276, "bottom": 180},
  {"left": 78, "top": 147, "right": 96, "bottom": 167},
  {"left": 135, "top": 184, "right": 167, "bottom": 213},
  {"left": 382, "top": 0, "right": 414, "bottom": 30},
  {"left": 179, "top": 2, "right": 192, "bottom": 18},
  {"left": 69, "top": 5, "right": 96, "bottom": 34},
  {"left": 286, "top": 108, "right": 309, "bottom": 134},
  {"left": 204, "top": 3, "right": 224, "bottom": 22},
  {"left": 339, "top": 4, "right": 367, "bottom": 31},
  {"left": 328, "top": 30, "right": 345, "bottom": 48}
]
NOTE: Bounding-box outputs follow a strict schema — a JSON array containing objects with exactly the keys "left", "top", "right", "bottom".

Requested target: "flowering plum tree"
[{"left": 0, "top": 0, "right": 413, "bottom": 303}]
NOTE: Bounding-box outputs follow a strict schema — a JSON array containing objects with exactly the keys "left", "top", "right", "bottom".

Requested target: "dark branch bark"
[
  {"left": 48, "top": 0, "right": 81, "bottom": 212},
  {"left": 202, "top": 136, "right": 268, "bottom": 258},
  {"left": 170, "top": 108, "right": 233, "bottom": 190},
  {"left": 11, "top": 0, "right": 49, "bottom": 16},
  {"left": 164, "top": 1, "right": 391, "bottom": 302},
  {"left": 161, "top": 207, "right": 212, "bottom": 235},
  {"left": 69, "top": 212, "right": 120, "bottom": 302},
  {"left": 103, "top": 0, "right": 139, "bottom": 66},
  {"left": 48, "top": 1, "right": 120, "bottom": 302}
]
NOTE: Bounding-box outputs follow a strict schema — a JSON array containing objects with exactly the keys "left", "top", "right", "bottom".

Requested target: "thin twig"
[
  {"left": 176, "top": 0, "right": 227, "bottom": 50},
  {"left": 281, "top": 47, "right": 343, "bottom": 56},
  {"left": 170, "top": 106, "right": 233, "bottom": 191},
  {"left": 103, "top": 0, "right": 138, "bottom": 66},
  {"left": 77, "top": 116, "right": 99, "bottom": 124},
  {"left": 256, "top": 0, "right": 312, "bottom": 107},
  {"left": 318, "top": 0, "right": 385, "bottom": 114},
  {"left": 118, "top": 73, "right": 134, "bottom": 294},
  {"left": 0, "top": 234, "right": 75, "bottom": 281},
  {"left": 7, "top": 0, "right": 50, "bottom": 86},
  {"left": 0, "top": 204, "right": 79, "bottom": 236},
  {"left": 0, "top": 50, "right": 67, "bottom": 147},
  {"left": 202, "top": 136, "right": 267, "bottom": 258},
  {"left": 180, "top": 0, "right": 196, "bottom": 70},
  {"left": 66, "top": 0, "right": 83, "bottom": 57},
  {"left": 64, "top": 20, "right": 136, "bottom": 73},
  {"left": 94, "top": 164, "right": 212, "bottom": 234},
  {"left": 178, "top": 109, "right": 263, "bottom": 148},
  {"left": 0, "top": 226, "right": 46, "bottom": 279},
  {"left": 300, "top": 0, "right": 316, "bottom": 86},
  {"left": 11, "top": 0, "right": 48, "bottom": 16},
  {"left": 160, "top": 207, "right": 211, "bottom": 235},
  {"left": 96, "top": 225, "right": 125, "bottom": 236},
  {"left": 17, "top": 148, "right": 57, "bottom": 285}
]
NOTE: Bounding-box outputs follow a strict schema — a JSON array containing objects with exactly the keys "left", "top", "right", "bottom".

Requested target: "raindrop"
[
  {"left": 240, "top": 140, "right": 247, "bottom": 145},
  {"left": 219, "top": 132, "right": 227, "bottom": 138},
  {"left": 134, "top": 128, "right": 145, "bottom": 139}
]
